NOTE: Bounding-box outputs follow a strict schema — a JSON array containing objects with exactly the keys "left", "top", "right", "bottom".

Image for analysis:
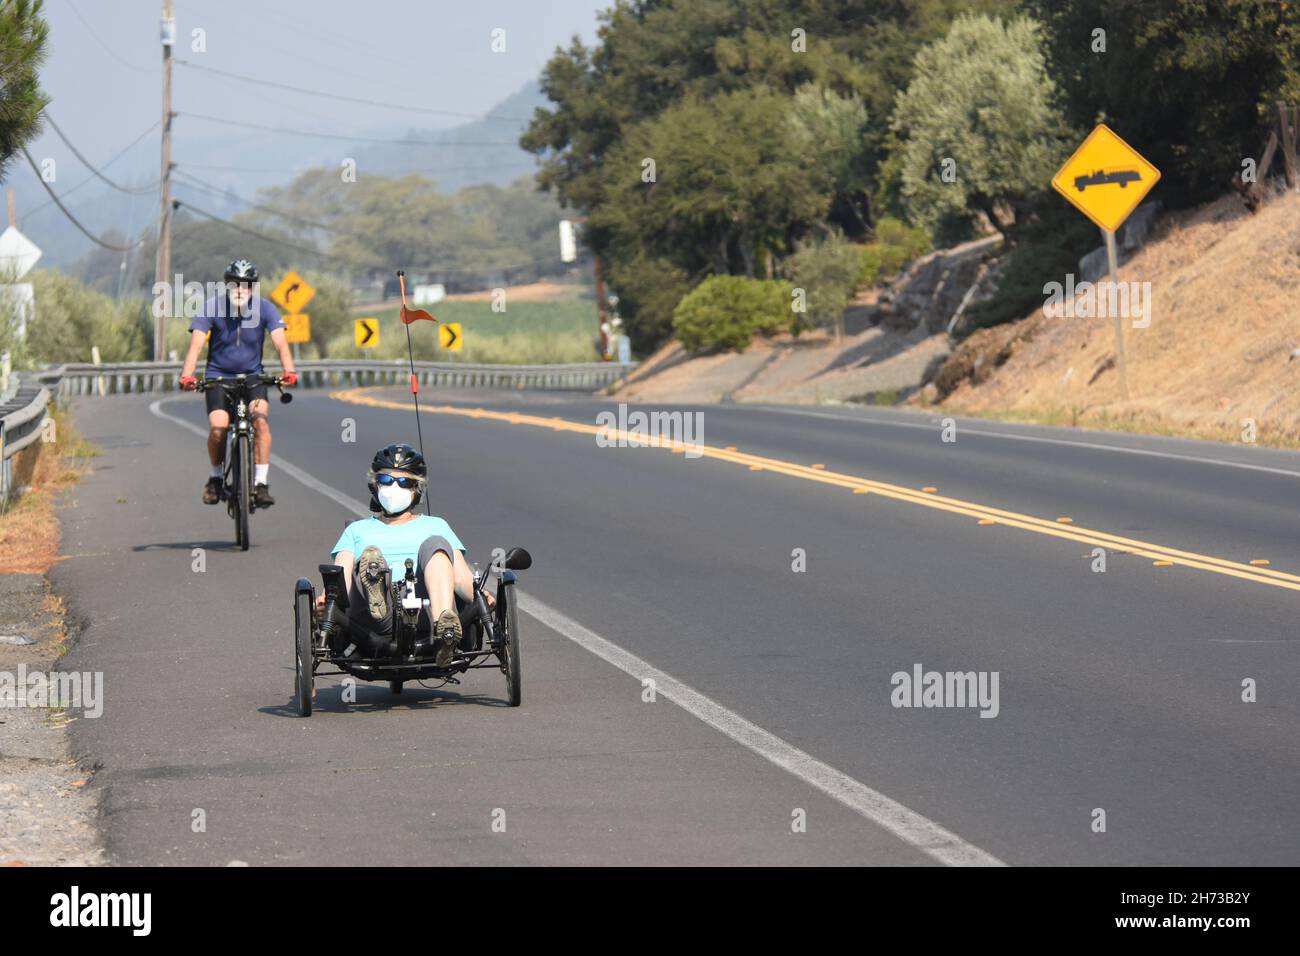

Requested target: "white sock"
[
  {"left": 210, "top": 464, "right": 223, "bottom": 478},
  {"left": 255, "top": 463, "right": 269, "bottom": 485}
]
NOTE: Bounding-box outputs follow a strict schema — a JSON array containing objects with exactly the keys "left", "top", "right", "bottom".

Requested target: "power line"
[
  {"left": 171, "top": 198, "right": 337, "bottom": 263},
  {"left": 20, "top": 146, "right": 144, "bottom": 251},
  {"left": 257, "top": 6, "right": 391, "bottom": 60},
  {"left": 43, "top": 113, "right": 159, "bottom": 195},
  {"left": 174, "top": 59, "right": 526, "bottom": 124},
  {"left": 64, "top": 0, "right": 154, "bottom": 74},
  {"left": 176, "top": 158, "right": 537, "bottom": 175},
  {"left": 172, "top": 170, "right": 336, "bottom": 232},
  {"left": 177, "top": 112, "right": 520, "bottom": 147},
  {"left": 22, "top": 119, "right": 160, "bottom": 220},
  {"left": 173, "top": 196, "right": 559, "bottom": 278}
]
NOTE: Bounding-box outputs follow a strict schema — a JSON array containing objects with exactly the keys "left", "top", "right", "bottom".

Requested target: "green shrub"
[
  {"left": 24, "top": 271, "right": 148, "bottom": 365},
  {"left": 786, "top": 230, "right": 860, "bottom": 336},
  {"left": 673, "top": 275, "right": 793, "bottom": 353},
  {"left": 961, "top": 197, "right": 1095, "bottom": 335},
  {"left": 857, "top": 216, "right": 930, "bottom": 289}
]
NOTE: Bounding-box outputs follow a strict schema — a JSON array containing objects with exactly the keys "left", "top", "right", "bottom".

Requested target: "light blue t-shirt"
[{"left": 332, "top": 514, "right": 465, "bottom": 578}]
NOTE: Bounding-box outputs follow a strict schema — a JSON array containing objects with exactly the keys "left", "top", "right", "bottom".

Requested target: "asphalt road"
[{"left": 51, "top": 387, "right": 1300, "bottom": 865}]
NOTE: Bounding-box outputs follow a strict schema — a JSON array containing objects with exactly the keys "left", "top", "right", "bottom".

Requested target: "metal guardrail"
[
  {"left": 0, "top": 376, "right": 53, "bottom": 506},
  {"left": 35, "top": 359, "right": 638, "bottom": 397},
  {"left": 1, "top": 381, "right": 51, "bottom": 461}
]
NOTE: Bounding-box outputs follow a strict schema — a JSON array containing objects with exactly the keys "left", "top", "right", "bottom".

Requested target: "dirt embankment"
[
  {"left": 613, "top": 324, "right": 950, "bottom": 406},
  {"left": 935, "top": 191, "right": 1300, "bottom": 445},
  {"left": 611, "top": 236, "right": 1002, "bottom": 406}
]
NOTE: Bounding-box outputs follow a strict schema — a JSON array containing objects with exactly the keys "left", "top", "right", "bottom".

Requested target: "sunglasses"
[{"left": 375, "top": 473, "right": 419, "bottom": 488}]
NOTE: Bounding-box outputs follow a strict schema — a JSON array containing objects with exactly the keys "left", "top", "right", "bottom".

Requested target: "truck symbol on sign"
[{"left": 1073, "top": 168, "right": 1142, "bottom": 192}]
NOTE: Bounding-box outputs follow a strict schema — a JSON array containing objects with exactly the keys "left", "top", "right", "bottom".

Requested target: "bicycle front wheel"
[{"left": 233, "top": 432, "right": 250, "bottom": 550}]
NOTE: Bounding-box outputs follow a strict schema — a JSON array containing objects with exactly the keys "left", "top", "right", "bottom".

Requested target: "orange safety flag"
[
  {"left": 397, "top": 269, "right": 438, "bottom": 325},
  {"left": 400, "top": 305, "right": 438, "bottom": 325}
]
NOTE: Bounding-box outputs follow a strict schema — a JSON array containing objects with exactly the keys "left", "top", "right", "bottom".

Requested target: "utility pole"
[
  {"left": 155, "top": 0, "right": 175, "bottom": 361},
  {"left": 591, "top": 252, "right": 610, "bottom": 361}
]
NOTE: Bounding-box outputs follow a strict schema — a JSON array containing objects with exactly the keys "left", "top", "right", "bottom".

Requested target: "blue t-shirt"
[
  {"left": 332, "top": 514, "right": 466, "bottom": 578},
  {"left": 189, "top": 295, "right": 285, "bottom": 377}
]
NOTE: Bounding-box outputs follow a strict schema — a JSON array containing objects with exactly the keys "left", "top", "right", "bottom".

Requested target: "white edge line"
[
  {"left": 148, "top": 395, "right": 1007, "bottom": 868},
  {"left": 516, "top": 593, "right": 1005, "bottom": 867},
  {"left": 749, "top": 405, "right": 1300, "bottom": 480}
]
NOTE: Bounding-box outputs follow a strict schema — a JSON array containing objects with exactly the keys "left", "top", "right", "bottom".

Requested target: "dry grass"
[
  {"left": 351, "top": 280, "right": 586, "bottom": 314},
  {"left": 942, "top": 191, "right": 1300, "bottom": 449},
  {"left": 446, "top": 280, "right": 584, "bottom": 303},
  {"left": 0, "top": 406, "right": 97, "bottom": 574}
]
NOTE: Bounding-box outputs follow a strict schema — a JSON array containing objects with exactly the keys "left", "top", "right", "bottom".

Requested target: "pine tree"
[{"left": 0, "top": 0, "right": 49, "bottom": 183}]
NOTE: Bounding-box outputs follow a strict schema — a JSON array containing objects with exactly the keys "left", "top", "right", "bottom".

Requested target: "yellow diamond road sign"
[
  {"left": 438, "top": 323, "right": 462, "bottom": 351},
  {"left": 355, "top": 317, "right": 379, "bottom": 348},
  {"left": 1051, "top": 124, "right": 1160, "bottom": 234},
  {"left": 283, "top": 313, "right": 310, "bottom": 344},
  {"left": 270, "top": 271, "right": 315, "bottom": 313}
]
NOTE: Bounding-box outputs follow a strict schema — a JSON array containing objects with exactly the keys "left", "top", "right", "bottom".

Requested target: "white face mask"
[{"left": 376, "top": 485, "right": 415, "bottom": 515}]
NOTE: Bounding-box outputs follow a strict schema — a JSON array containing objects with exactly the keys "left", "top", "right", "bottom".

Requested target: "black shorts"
[{"left": 204, "top": 375, "right": 269, "bottom": 416}]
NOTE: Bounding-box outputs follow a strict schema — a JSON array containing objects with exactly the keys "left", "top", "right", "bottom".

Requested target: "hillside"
[
  {"left": 613, "top": 189, "right": 1300, "bottom": 450},
  {"left": 937, "top": 191, "right": 1300, "bottom": 446}
]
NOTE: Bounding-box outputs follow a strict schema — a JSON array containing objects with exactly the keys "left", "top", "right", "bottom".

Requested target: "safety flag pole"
[{"left": 396, "top": 269, "right": 438, "bottom": 515}]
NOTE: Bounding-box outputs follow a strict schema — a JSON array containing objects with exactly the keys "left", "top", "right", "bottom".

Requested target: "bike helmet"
[
  {"left": 367, "top": 443, "right": 427, "bottom": 514},
  {"left": 224, "top": 258, "right": 258, "bottom": 283}
]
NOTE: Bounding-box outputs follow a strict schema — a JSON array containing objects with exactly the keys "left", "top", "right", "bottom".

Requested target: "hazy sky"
[{"left": 32, "top": 0, "right": 608, "bottom": 175}]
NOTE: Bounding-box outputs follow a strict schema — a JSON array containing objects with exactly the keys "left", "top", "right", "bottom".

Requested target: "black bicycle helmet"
[
  {"left": 367, "top": 443, "right": 427, "bottom": 514},
  {"left": 224, "top": 258, "right": 258, "bottom": 283},
  {"left": 371, "top": 443, "right": 426, "bottom": 477}
]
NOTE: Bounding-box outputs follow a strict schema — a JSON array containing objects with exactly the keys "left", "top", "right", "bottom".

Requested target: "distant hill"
[
  {"left": 8, "top": 81, "right": 548, "bottom": 269},
  {"left": 348, "top": 81, "right": 546, "bottom": 189}
]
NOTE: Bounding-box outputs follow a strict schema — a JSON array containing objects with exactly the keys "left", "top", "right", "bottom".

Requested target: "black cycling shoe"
[
  {"left": 253, "top": 483, "right": 275, "bottom": 508},
  {"left": 202, "top": 477, "right": 223, "bottom": 504}
]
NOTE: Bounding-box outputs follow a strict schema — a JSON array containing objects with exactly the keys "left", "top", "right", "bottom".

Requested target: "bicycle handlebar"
[{"left": 185, "top": 374, "right": 290, "bottom": 394}]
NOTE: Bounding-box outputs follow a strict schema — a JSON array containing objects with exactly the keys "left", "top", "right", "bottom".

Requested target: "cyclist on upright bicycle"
[{"left": 179, "top": 258, "right": 298, "bottom": 507}]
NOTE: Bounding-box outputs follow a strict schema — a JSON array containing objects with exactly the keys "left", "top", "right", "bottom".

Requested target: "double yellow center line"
[{"left": 332, "top": 387, "right": 1300, "bottom": 594}]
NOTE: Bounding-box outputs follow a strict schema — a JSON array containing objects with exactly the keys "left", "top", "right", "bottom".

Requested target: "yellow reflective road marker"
[{"left": 331, "top": 388, "right": 1300, "bottom": 595}]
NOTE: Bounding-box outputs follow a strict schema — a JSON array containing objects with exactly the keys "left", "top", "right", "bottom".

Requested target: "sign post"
[
  {"left": 1102, "top": 228, "right": 1126, "bottom": 399},
  {"left": 1051, "top": 124, "right": 1160, "bottom": 401}
]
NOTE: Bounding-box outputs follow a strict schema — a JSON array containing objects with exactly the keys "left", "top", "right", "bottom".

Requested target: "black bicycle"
[{"left": 193, "top": 374, "right": 292, "bottom": 551}]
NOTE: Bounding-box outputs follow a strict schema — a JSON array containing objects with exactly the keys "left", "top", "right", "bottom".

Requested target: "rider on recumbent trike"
[{"left": 316, "top": 442, "right": 493, "bottom": 665}]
